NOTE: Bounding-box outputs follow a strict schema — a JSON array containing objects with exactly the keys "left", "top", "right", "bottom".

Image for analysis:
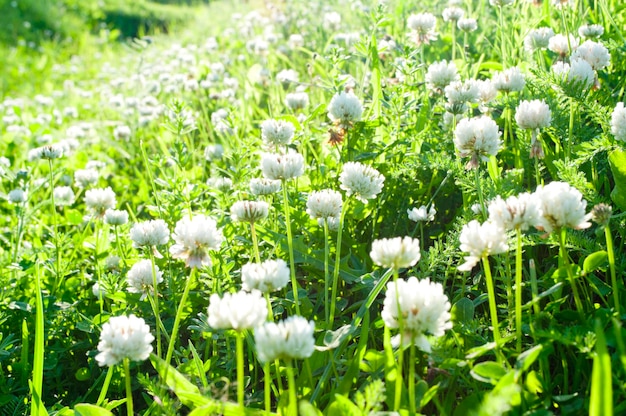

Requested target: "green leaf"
[
  {"left": 451, "top": 297, "right": 475, "bottom": 323},
  {"left": 515, "top": 344, "right": 543, "bottom": 373},
  {"left": 298, "top": 401, "right": 323, "bottom": 416},
  {"left": 326, "top": 394, "right": 361, "bottom": 416},
  {"left": 74, "top": 404, "right": 113, "bottom": 416},
  {"left": 470, "top": 361, "right": 507, "bottom": 385},
  {"left": 149, "top": 354, "right": 211, "bottom": 408},
  {"left": 317, "top": 325, "right": 351, "bottom": 351},
  {"left": 590, "top": 320, "right": 613, "bottom": 416},
  {"left": 609, "top": 150, "right": 626, "bottom": 211},
  {"left": 583, "top": 251, "right": 608, "bottom": 274}
]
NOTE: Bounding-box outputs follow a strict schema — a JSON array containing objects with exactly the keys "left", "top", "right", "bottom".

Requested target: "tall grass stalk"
[
  {"left": 30, "top": 263, "right": 45, "bottom": 416},
  {"left": 164, "top": 267, "right": 197, "bottom": 369},
  {"left": 329, "top": 200, "right": 348, "bottom": 329},
  {"left": 48, "top": 160, "right": 61, "bottom": 294},
  {"left": 603, "top": 223, "right": 620, "bottom": 315},
  {"left": 558, "top": 229, "right": 584, "bottom": 317},
  {"left": 515, "top": 229, "right": 523, "bottom": 353},
  {"left": 96, "top": 366, "right": 114, "bottom": 406},
  {"left": 285, "top": 359, "right": 298, "bottom": 416},
  {"left": 236, "top": 331, "right": 245, "bottom": 410},
  {"left": 123, "top": 358, "right": 134, "bottom": 416},
  {"left": 482, "top": 257, "right": 503, "bottom": 362},
  {"left": 281, "top": 180, "right": 300, "bottom": 315}
]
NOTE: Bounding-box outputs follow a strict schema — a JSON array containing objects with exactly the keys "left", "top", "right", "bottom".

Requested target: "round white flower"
[
  {"left": 458, "top": 220, "right": 509, "bottom": 271},
  {"left": 370, "top": 236, "right": 421, "bottom": 270},
  {"left": 548, "top": 33, "right": 578, "bottom": 56},
  {"left": 611, "top": 102, "right": 626, "bottom": 142},
  {"left": 407, "top": 13, "right": 438, "bottom": 45},
  {"left": 533, "top": 181, "right": 592, "bottom": 233},
  {"left": 454, "top": 116, "right": 502, "bottom": 168},
  {"left": 306, "top": 189, "right": 342, "bottom": 220},
  {"left": 339, "top": 162, "right": 385, "bottom": 202},
  {"left": 552, "top": 59, "right": 595, "bottom": 89},
  {"left": 487, "top": 193, "right": 543, "bottom": 231},
  {"left": 8, "top": 188, "right": 27, "bottom": 204},
  {"left": 382, "top": 277, "right": 452, "bottom": 352},
  {"left": 515, "top": 100, "right": 552, "bottom": 130},
  {"left": 407, "top": 205, "right": 436, "bottom": 222},
  {"left": 130, "top": 219, "right": 170, "bottom": 249},
  {"left": 493, "top": 67, "right": 525, "bottom": 93},
  {"left": 250, "top": 178, "right": 281, "bottom": 195},
  {"left": 442, "top": 7, "right": 464, "bottom": 22},
  {"left": 241, "top": 259, "right": 290, "bottom": 293},
  {"left": 231, "top": 200, "right": 269, "bottom": 223},
  {"left": 457, "top": 18, "right": 478, "bottom": 32},
  {"left": 204, "top": 144, "right": 224, "bottom": 161},
  {"left": 114, "top": 125, "right": 131, "bottom": 140},
  {"left": 208, "top": 290, "right": 268, "bottom": 331},
  {"left": 261, "top": 119, "right": 295, "bottom": 146},
  {"left": 425, "top": 60, "right": 460, "bottom": 92},
  {"left": 260, "top": 150, "right": 305, "bottom": 181},
  {"left": 327, "top": 91, "right": 363, "bottom": 128},
  {"left": 74, "top": 169, "right": 99, "bottom": 188},
  {"left": 285, "top": 91, "right": 310, "bottom": 110},
  {"left": 127, "top": 260, "right": 163, "bottom": 296},
  {"left": 170, "top": 214, "right": 224, "bottom": 268},
  {"left": 524, "top": 27, "right": 554, "bottom": 53},
  {"left": 95, "top": 315, "right": 154, "bottom": 367},
  {"left": 104, "top": 209, "right": 129, "bottom": 226},
  {"left": 85, "top": 187, "right": 116, "bottom": 217},
  {"left": 254, "top": 316, "right": 315, "bottom": 363},
  {"left": 571, "top": 40, "right": 610, "bottom": 70},
  {"left": 276, "top": 69, "right": 299, "bottom": 87},
  {"left": 578, "top": 24, "right": 604, "bottom": 39}
]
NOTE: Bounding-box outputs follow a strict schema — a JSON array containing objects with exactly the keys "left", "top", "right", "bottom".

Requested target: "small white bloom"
[
  {"left": 113, "top": 125, "right": 131, "bottom": 140},
  {"left": 276, "top": 69, "right": 299, "bottom": 87},
  {"left": 548, "top": 33, "right": 578, "bottom": 56},
  {"left": 611, "top": 102, "right": 626, "bottom": 142},
  {"left": 95, "top": 314, "right": 154, "bottom": 367},
  {"left": 454, "top": 116, "right": 502, "bottom": 168},
  {"left": 204, "top": 144, "right": 224, "bottom": 161},
  {"left": 370, "top": 236, "right": 421, "bottom": 269},
  {"left": 129, "top": 219, "right": 170, "bottom": 250},
  {"left": 515, "top": 100, "right": 552, "bottom": 130},
  {"left": 250, "top": 178, "right": 281, "bottom": 195},
  {"left": 425, "top": 60, "right": 460, "bottom": 92},
  {"left": 53, "top": 186, "right": 75, "bottom": 206},
  {"left": 260, "top": 150, "right": 305, "bottom": 181},
  {"left": 285, "top": 91, "right": 309, "bottom": 110},
  {"left": 382, "top": 277, "right": 452, "bottom": 352},
  {"left": 458, "top": 220, "right": 509, "bottom": 271},
  {"left": 254, "top": 316, "right": 315, "bottom": 363},
  {"left": 578, "top": 24, "right": 604, "bottom": 39},
  {"left": 241, "top": 259, "right": 290, "bottom": 293},
  {"left": 571, "top": 40, "right": 610, "bottom": 70},
  {"left": 209, "top": 177, "right": 233, "bottom": 191},
  {"left": 127, "top": 260, "right": 163, "bottom": 297},
  {"left": 8, "top": 188, "right": 27, "bottom": 204},
  {"left": 339, "top": 162, "right": 385, "bottom": 202},
  {"left": 552, "top": 59, "right": 595, "bottom": 89},
  {"left": 327, "top": 91, "right": 363, "bottom": 128},
  {"left": 170, "top": 214, "right": 224, "bottom": 268},
  {"left": 261, "top": 119, "right": 295, "bottom": 146},
  {"left": 230, "top": 200, "right": 269, "bottom": 223},
  {"left": 442, "top": 7, "right": 464, "bottom": 22},
  {"left": 524, "top": 27, "right": 554, "bottom": 53},
  {"left": 407, "top": 13, "right": 438, "bottom": 45},
  {"left": 74, "top": 169, "right": 99, "bottom": 188},
  {"left": 533, "top": 181, "right": 592, "bottom": 233},
  {"left": 208, "top": 290, "right": 268, "bottom": 331},
  {"left": 493, "top": 67, "right": 525, "bottom": 93},
  {"left": 104, "top": 209, "right": 129, "bottom": 226},
  {"left": 408, "top": 205, "right": 436, "bottom": 222},
  {"left": 457, "top": 18, "right": 478, "bottom": 32},
  {"left": 306, "top": 189, "right": 342, "bottom": 220},
  {"left": 85, "top": 187, "right": 116, "bottom": 218},
  {"left": 487, "top": 193, "right": 543, "bottom": 231}
]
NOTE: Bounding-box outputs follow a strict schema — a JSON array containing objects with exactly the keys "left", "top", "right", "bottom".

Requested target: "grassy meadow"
[{"left": 1, "top": 0, "right": 626, "bottom": 414}]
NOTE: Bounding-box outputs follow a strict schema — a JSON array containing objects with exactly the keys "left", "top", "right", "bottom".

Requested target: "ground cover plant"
[{"left": 1, "top": 0, "right": 626, "bottom": 414}]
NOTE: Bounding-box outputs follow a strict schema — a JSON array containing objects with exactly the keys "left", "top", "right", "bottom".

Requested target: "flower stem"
[
  {"left": 408, "top": 343, "right": 416, "bottom": 415},
  {"left": 286, "top": 359, "right": 298, "bottom": 416},
  {"left": 48, "top": 160, "right": 61, "bottom": 293},
  {"left": 475, "top": 167, "right": 486, "bottom": 219},
  {"left": 236, "top": 331, "right": 245, "bottom": 410},
  {"left": 281, "top": 181, "right": 300, "bottom": 315},
  {"left": 264, "top": 362, "right": 272, "bottom": 415},
  {"left": 123, "top": 358, "right": 134, "bottom": 416},
  {"left": 323, "top": 219, "right": 330, "bottom": 326},
  {"left": 97, "top": 365, "right": 114, "bottom": 406},
  {"left": 393, "top": 267, "right": 404, "bottom": 412},
  {"left": 605, "top": 225, "right": 620, "bottom": 316},
  {"left": 149, "top": 252, "right": 163, "bottom": 358},
  {"left": 164, "top": 268, "right": 196, "bottom": 369},
  {"left": 250, "top": 222, "right": 261, "bottom": 264},
  {"left": 558, "top": 229, "right": 584, "bottom": 317},
  {"left": 482, "top": 257, "right": 504, "bottom": 362},
  {"left": 515, "top": 229, "right": 523, "bottom": 354},
  {"left": 329, "top": 200, "right": 348, "bottom": 329}
]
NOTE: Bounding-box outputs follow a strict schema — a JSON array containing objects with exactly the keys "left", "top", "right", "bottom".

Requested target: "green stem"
[
  {"left": 498, "top": 6, "right": 507, "bottom": 67},
  {"left": 605, "top": 225, "right": 619, "bottom": 316},
  {"left": 97, "top": 366, "right": 114, "bottom": 406},
  {"left": 451, "top": 23, "right": 456, "bottom": 61},
  {"left": 475, "top": 167, "right": 486, "bottom": 219},
  {"left": 48, "top": 160, "right": 61, "bottom": 293},
  {"left": 31, "top": 264, "right": 44, "bottom": 416},
  {"left": 559, "top": 228, "right": 584, "bottom": 317},
  {"left": 281, "top": 181, "right": 300, "bottom": 315},
  {"left": 264, "top": 362, "right": 272, "bottom": 415},
  {"left": 329, "top": 200, "right": 348, "bottom": 329},
  {"left": 408, "top": 343, "right": 416, "bottom": 415},
  {"left": 482, "top": 257, "right": 504, "bottom": 362},
  {"left": 164, "top": 268, "right": 196, "bottom": 369},
  {"left": 567, "top": 100, "right": 575, "bottom": 161},
  {"left": 250, "top": 222, "right": 261, "bottom": 264},
  {"left": 123, "top": 359, "right": 134, "bottom": 416},
  {"left": 149, "top": 252, "right": 162, "bottom": 358},
  {"left": 515, "top": 229, "right": 523, "bottom": 354},
  {"left": 393, "top": 268, "right": 404, "bottom": 412},
  {"left": 286, "top": 359, "right": 298, "bottom": 416},
  {"left": 324, "top": 219, "right": 330, "bottom": 326},
  {"left": 236, "top": 332, "right": 245, "bottom": 410}
]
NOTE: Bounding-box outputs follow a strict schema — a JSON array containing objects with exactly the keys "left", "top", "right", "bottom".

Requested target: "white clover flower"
[
  {"left": 533, "top": 181, "right": 592, "bottom": 233},
  {"left": 552, "top": 59, "right": 595, "bottom": 89},
  {"left": 578, "top": 24, "right": 604, "bottom": 39},
  {"left": 74, "top": 169, "right": 99, "bottom": 188},
  {"left": 288, "top": 33, "right": 304, "bottom": 49},
  {"left": 241, "top": 259, "right": 290, "bottom": 293},
  {"left": 254, "top": 316, "right": 315, "bottom": 363},
  {"left": 113, "top": 125, "right": 131, "bottom": 140},
  {"left": 370, "top": 236, "right": 421, "bottom": 269},
  {"left": 408, "top": 205, "right": 436, "bottom": 222},
  {"left": 382, "top": 277, "right": 452, "bottom": 352},
  {"left": 127, "top": 259, "right": 163, "bottom": 297},
  {"left": 250, "top": 178, "right": 281, "bottom": 195},
  {"left": 260, "top": 150, "right": 305, "bottom": 181},
  {"left": 85, "top": 187, "right": 116, "bottom": 218},
  {"left": 515, "top": 100, "right": 552, "bottom": 130},
  {"left": 548, "top": 33, "right": 578, "bottom": 56},
  {"left": 487, "top": 193, "right": 543, "bottom": 231},
  {"left": 457, "top": 18, "right": 478, "bottom": 32},
  {"left": 327, "top": 91, "right": 363, "bottom": 129},
  {"left": 524, "top": 27, "right": 554, "bottom": 53},
  {"left": 442, "top": 7, "right": 464, "bottom": 22},
  {"left": 170, "top": 214, "right": 224, "bottom": 268},
  {"left": 445, "top": 79, "right": 479, "bottom": 113},
  {"left": 407, "top": 13, "right": 438, "bottom": 45},
  {"left": 104, "top": 209, "right": 128, "bottom": 226},
  {"left": 53, "top": 186, "right": 75, "bottom": 206},
  {"left": 458, "top": 220, "right": 509, "bottom": 271},
  {"left": 8, "top": 188, "right": 27, "bottom": 204},
  {"left": 261, "top": 119, "right": 295, "bottom": 146},
  {"left": 476, "top": 79, "right": 498, "bottom": 108},
  {"left": 204, "top": 144, "right": 224, "bottom": 161},
  {"left": 306, "top": 189, "right": 342, "bottom": 220},
  {"left": 104, "top": 255, "right": 121, "bottom": 271},
  {"left": 285, "top": 91, "right": 309, "bottom": 110},
  {"left": 611, "top": 102, "right": 626, "bottom": 142},
  {"left": 454, "top": 116, "right": 502, "bottom": 168},
  {"left": 339, "top": 162, "right": 385, "bottom": 202},
  {"left": 323, "top": 11, "right": 342, "bottom": 31},
  {"left": 276, "top": 69, "right": 299, "bottom": 87},
  {"left": 493, "top": 67, "right": 525, "bottom": 93},
  {"left": 425, "top": 60, "right": 460, "bottom": 92},
  {"left": 208, "top": 290, "right": 268, "bottom": 331},
  {"left": 95, "top": 315, "right": 154, "bottom": 367},
  {"left": 230, "top": 200, "right": 269, "bottom": 223},
  {"left": 129, "top": 219, "right": 170, "bottom": 252},
  {"left": 571, "top": 40, "right": 610, "bottom": 70},
  {"left": 209, "top": 177, "right": 233, "bottom": 191},
  {"left": 39, "top": 144, "right": 64, "bottom": 160}
]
